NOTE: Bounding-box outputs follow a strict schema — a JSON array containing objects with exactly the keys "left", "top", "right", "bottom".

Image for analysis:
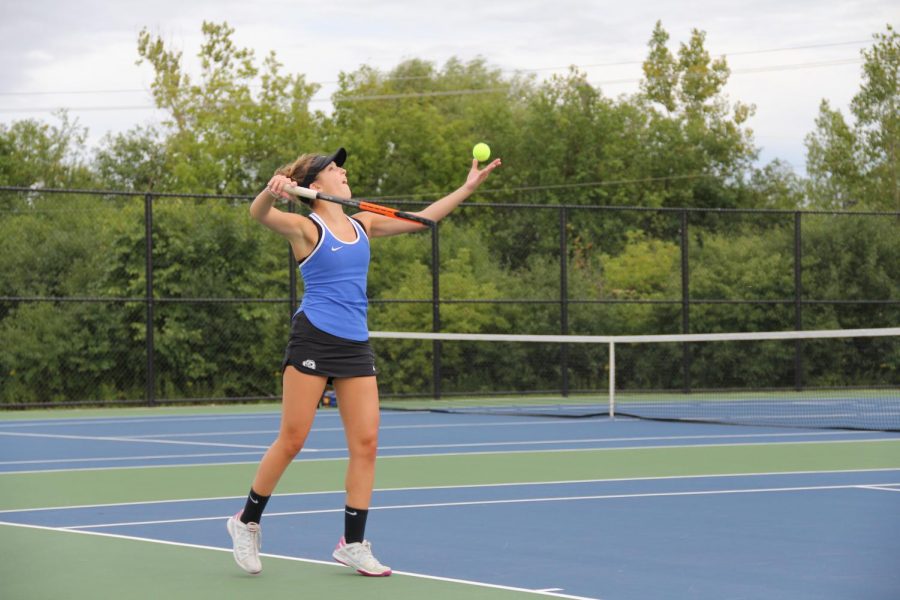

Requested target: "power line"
[
  {"left": 0, "top": 56, "right": 866, "bottom": 114},
  {"left": 731, "top": 58, "right": 861, "bottom": 74},
  {"left": 722, "top": 39, "right": 870, "bottom": 57},
  {"left": 510, "top": 39, "right": 871, "bottom": 74},
  {"left": 334, "top": 88, "right": 509, "bottom": 102},
  {"left": 0, "top": 89, "right": 150, "bottom": 97},
  {"left": 0, "top": 38, "right": 871, "bottom": 98},
  {"left": 0, "top": 105, "right": 160, "bottom": 114}
]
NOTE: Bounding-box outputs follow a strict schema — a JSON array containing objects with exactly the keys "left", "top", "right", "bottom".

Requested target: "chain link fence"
[{"left": 1, "top": 186, "right": 897, "bottom": 407}]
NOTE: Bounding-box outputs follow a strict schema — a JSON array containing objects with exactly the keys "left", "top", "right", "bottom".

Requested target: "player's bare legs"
[
  {"left": 253, "top": 367, "right": 325, "bottom": 495},
  {"left": 228, "top": 367, "right": 324, "bottom": 574},
  {"left": 330, "top": 376, "right": 391, "bottom": 576}
]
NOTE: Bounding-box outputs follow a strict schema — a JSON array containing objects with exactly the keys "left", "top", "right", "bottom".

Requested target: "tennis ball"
[{"left": 472, "top": 142, "right": 491, "bottom": 162}]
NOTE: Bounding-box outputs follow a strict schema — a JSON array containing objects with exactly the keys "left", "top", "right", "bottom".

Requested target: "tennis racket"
[{"left": 284, "top": 185, "right": 435, "bottom": 227}]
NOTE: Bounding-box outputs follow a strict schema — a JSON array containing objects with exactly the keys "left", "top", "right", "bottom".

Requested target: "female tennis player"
[{"left": 227, "top": 147, "right": 501, "bottom": 576}]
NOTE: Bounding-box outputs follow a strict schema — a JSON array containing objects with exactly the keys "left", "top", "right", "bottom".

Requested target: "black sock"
[
  {"left": 344, "top": 505, "right": 369, "bottom": 544},
  {"left": 240, "top": 488, "right": 270, "bottom": 524}
]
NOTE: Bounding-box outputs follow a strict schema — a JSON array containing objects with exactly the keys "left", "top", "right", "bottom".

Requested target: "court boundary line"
[
  {"left": 0, "top": 407, "right": 604, "bottom": 429},
  {"left": 0, "top": 429, "right": 882, "bottom": 468},
  {"left": 2, "top": 467, "right": 899, "bottom": 514},
  {"left": 0, "top": 430, "right": 271, "bottom": 450},
  {"left": 122, "top": 418, "right": 615, "bottom": 437},
  {"left": 0, "top": 412, "right": 290, "bottom": 428},
  {"left": 0, "top": 451, "right": 265, "bottom": 467},
  {"left": 3, "top": 436, "right": 898, "bottom": 475},
  {"left": 122, "top": 429, "right": 874, "bottom": 441},
  {"left": 858, "top": 484, "right": 900, "bottom": 492},
  {"left": 0, "top": 520, "right": 600, "bottom": 600},
  {"left": 56, "top": 481, "right": 900, "bottom": 530}
]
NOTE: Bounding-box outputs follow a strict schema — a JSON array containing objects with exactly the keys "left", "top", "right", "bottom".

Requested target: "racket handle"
[{"left": 284, "top": 185, "right": 318, "bottom": 201}]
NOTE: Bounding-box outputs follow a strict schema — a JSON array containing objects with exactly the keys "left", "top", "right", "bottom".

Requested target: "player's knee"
[
  {"left": 277, "top": 431, "right": 306, "bottom": 457},
  {"left": 350, "top": 433, "right": 379, "bottom": 461}
]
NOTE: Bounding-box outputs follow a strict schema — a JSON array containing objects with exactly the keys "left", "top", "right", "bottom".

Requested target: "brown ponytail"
[{"left": 276, "top": 154, "right": 320, "bottom": 205}]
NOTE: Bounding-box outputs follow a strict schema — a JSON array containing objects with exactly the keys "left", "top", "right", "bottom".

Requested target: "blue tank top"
[{"left": 296, "top": 213, "right": 370, "bottom": 341}]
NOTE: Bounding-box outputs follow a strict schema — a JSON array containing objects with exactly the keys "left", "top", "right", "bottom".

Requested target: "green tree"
[
  {"left": 852, "top": 24, "right": 899, "bottom": 210},
  {"left": 93, "top": 125, "right": 169, "bottom": 191},
  {"left": 689, "top": 226, "right": 796, "bottom": 333},
  {"left": 805, "top": 25, "right": 899, "bottom": 210},
  {"left": 800, "top": 214, "right": 900, "bottom": 329},
  {"left": 638, "top": 21, "right": 757, "bottom": 209},
  {"left": 805, "top": 101, "right": 864, "bottom": 208},
  {"left": 145, "top": 200, "right": 287, "bottom": 399},
  {"left": 136, "top": 21, "right": 321, "bottom": 193},
  {"left": 743, "top": 160, "right": 806, "bottom": 210},
  {"left": 0, "top": 195, "right": 145, "bottom": 404},
  {"left": 0, "top": 112, "right": 93, "bottom": 189},
  {"left": 328, "top": 57, "right": 519, "bottom": 198}
]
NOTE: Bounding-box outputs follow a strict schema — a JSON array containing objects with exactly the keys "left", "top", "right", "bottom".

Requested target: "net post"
[{"left": 608, "top": 341, "right": 616, "bottom": 419}]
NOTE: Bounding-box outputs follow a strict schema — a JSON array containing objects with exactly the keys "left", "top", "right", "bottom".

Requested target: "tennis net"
[{"left": 369, "top": 327, "right": 900, "bottom": 431}]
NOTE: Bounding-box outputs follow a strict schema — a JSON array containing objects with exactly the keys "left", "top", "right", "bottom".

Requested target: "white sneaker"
[
  {"left": 226, "top": 513, "right": 262, "bottom": 574},
  {"left": 332, "top": 536, "right": 392, "bottom": 576}
]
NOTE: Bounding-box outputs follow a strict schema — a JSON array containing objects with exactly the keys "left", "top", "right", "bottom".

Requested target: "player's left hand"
[{"left": 464, "top": 157, "right": 502, "bottom": 192}]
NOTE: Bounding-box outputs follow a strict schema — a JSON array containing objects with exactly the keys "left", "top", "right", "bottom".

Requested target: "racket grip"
[{"left": 284, "top": 185, "right": 318, "bottom": 201}]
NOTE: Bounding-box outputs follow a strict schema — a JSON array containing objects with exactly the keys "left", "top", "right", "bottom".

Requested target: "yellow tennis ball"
[{"left": 472, "top": 142, "right": 491, "bottom": 162}]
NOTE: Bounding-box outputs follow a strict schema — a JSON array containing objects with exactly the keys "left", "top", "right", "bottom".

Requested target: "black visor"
[{"left": 300, "top": 147, "right": 347, "bottom": 188}]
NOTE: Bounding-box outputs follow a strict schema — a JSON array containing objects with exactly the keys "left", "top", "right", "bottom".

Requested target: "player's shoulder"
[
  {"left": 349, "top": 213, "right": 370, "bottom": 237},
  {"left": 275, "top": 210, "right": 320, "bottom": 244}
]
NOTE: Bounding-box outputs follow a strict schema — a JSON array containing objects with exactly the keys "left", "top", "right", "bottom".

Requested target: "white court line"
[
  {"left": 0, "top": 430, "right": 871, "bottom": 466},
  {"left": 858, "top": 484, "right": 900, "bottom": 492},
  {"left": 0, "top": 430, "right": 271, "bottom": 450},
  {"left": 3, "top": 437, "right": 899, "bottom": 476},
  {"left": 342, "top": 431, "right": 887, "bottom": 452},
  {"left": 0, "top": 521, "right": 599, "bottom": 600},
  {"left": 0, "top": 412, "right": 289, "bottom": 428},
  {"left": 123, "top": 418, "right": 613, "bottom": 438},
  {"left": 124, "top": 427, "right": 869, "bottom": 439},
  {"left": 59, "top": 482, "right": 900, "bottom": 530},
  {"left": 0, "top": 409, "right": 592, "bottom": 429},
  {"left": 126, "top": 429, "right": 277, "bottom": 438},
  {"left": 2, "top": 467, "right": 899, "bottom": 514},
  {"left": 0, "top": 451, "right": 265, "bottom": 466},
  {"left": 0, "top": 430, "right": 883, "bottom": 468}
]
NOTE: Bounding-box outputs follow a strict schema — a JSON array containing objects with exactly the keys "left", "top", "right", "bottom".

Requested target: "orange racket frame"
[{"left": 284, "top": 185, "right": 435, "bottom": 227}]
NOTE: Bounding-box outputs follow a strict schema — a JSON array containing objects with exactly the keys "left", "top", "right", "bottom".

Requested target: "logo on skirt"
[{"left": 302, "top": 359, "right": 316, "bottom": 370}]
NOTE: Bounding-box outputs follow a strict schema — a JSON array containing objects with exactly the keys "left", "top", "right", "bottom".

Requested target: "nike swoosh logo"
[
  {"left": 345, "top": 510, "right": 357, "bottom": 516},
  {"left": 249, "top": 497, "right": 259, "bottom": 504},
  {"left": 331, "top": 246, "right": 343, "bottom": 252}
]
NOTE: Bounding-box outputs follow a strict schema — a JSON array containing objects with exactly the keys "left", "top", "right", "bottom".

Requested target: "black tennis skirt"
[{"left": 282, "top": 312, "right": 377, "bottom": 381}]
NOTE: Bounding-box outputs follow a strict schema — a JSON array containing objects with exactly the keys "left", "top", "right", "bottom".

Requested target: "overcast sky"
[{"left": 1, "top": 1, "right": 895, "bottom": 174}]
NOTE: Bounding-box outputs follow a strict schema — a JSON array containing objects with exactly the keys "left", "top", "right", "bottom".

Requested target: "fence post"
[
  {"left": 560, "top": 206, "right": 569, "bottom": 396},
  {"left": 144, "top": 193, "right": 156, "bottom": 406},
  {"left": 794, "top": 211, "right": 803, "bottom": 390},
  {"left": 431, "top": 224, "right": 441, "bottom": 399},
  {"left": 680, "top": 210, "right": 691, "bottom": 392}
]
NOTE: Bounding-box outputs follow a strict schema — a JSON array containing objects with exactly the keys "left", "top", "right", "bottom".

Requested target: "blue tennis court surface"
[
  {"left": 2, "top": 408, "right": 899, "bottom": 599},
  {"left": 2, "top": 410, "right": 897, "bottom": 471}
]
